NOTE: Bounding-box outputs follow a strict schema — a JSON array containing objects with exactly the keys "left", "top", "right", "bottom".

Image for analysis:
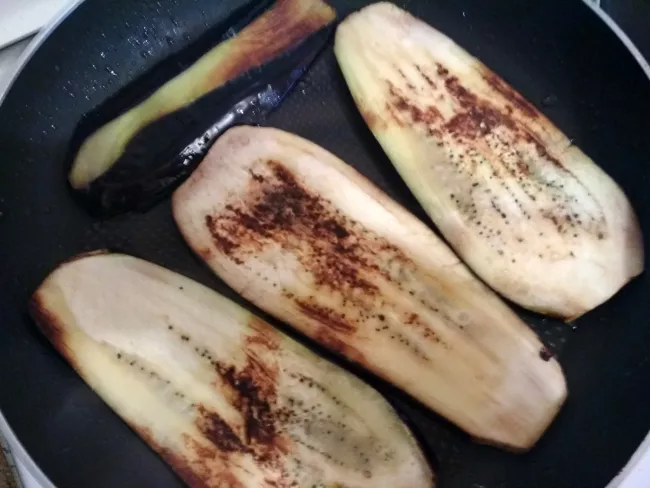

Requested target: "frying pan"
[{"left": 0, "top": 1, "right": 649, "bottom": 487}]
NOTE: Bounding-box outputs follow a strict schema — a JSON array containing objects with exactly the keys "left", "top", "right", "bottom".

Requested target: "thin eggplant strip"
[
  {"left": 334, "top": 2, "right": 644, "bottom": 319},
  {"left": 30, "top": 252, "right": 434, "bottom": 488},
  {"left": 69, "top": 0, "right": 336, "bottom": 216},
  {"left": 172, "top": 126, "right": 567, "bottom": 451}
]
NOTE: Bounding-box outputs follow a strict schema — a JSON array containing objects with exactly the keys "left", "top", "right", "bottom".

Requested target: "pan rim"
[
  {"left": 0, "top": 412, "right": 54, "bottom": 488},
  {"left": 0, "top": 1, "right": 648, "bottom": 487}
]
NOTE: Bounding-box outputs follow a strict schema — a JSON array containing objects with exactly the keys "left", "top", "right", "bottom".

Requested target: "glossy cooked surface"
[
  {"left": 335, "top": 2, "right": 644, "bottom": 319},
  {"left": 173, "top": 126, "right": 566, "bottom": 450},
  {"left": 31, "top": 253, "right": 434, "bottom": 488},
  {"left": 0, "top": 0, "right": 649, "bottom": 486}
]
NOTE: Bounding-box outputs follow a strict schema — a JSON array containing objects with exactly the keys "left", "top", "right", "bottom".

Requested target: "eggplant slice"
[
  {"left": 334, "top": 2, "right": 644, "bottom": 319},
  {"left": 30, "top": 252, "right": 434, "bottom": 488},
  {"left": 172, "top": 126, "right": 567, "bottom": 451},
  {"left": 68, "top": 0, "right": 336, "bottom": 217}
]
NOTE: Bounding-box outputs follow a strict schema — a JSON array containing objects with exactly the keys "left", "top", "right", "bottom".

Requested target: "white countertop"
[
  {"left": 0, "top": 1, "right": 649, "bottom": 487},
  {"left": 0, "top": 0, "right": 70, "bottom": 49}
]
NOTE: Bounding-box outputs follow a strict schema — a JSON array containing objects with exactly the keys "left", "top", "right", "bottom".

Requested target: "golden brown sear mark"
[
  {"left": 133, "top": 426, "right": 226, "bottom": 488},
  {"left": 203, "top": 159, "right": 454, "bottom": 361},
  {"left": 212, "top": 356, "right": 286, "bottom": 462},
  {"left": 438, "top": 67, "right": 568, "bottom": 173},
  {"left": 415, "top": 64, "right": 437, "bottom": 89},
  {"left": 28, "top": 294, "right": 76, "bottom": 368},
  {"left": 315, "top": 330, "right": 367, "bottom": 365},
  {"left": 182, "top": 318, "right": 288, "bottom": 470},
  {"left": 246, "top": 316, "right": 281, "bottom": 352},
  {"left": 296, "top": 300, "right": 357, "bottom": 334},
  {"left": 387, "top": 82, "right": 442, "bottom": 131},
  {"left": 197, "top": 405, "right": 249, "bottom": 454},
  {"left": 205, "top": 215, "right": 238, "bottom": 259},
  {"left": 205, "top": 160, "right": 402, "bottom": 295}
]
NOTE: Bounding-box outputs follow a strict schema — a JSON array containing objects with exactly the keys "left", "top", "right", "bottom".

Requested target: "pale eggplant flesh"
[
  {"left": 334, "top": 2, "right": 644, "bottom": 319},
  {"left": 68, "top": 0, "right": 335, "bottom": 217},
  {"left": 30, "top": 252, "right": 434, "bottom": 488},
  {"left": 172, "top": 126, "right": 567, "bottom": 451}
]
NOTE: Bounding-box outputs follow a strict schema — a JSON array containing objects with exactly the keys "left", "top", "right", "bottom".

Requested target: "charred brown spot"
[
  {"left": 388, "top": 83, "right": 442, "bottom": 128},
  {"left": 132, "top": 426, "right": 222, "bottom": 488},
  {"left": 197, "top": 247, "right": 213, "bottom": 261},
  {"left": 213, "top": 471, "right": 245, "bottom": 488},
  {"left": 203, "top": 159, "right": 452, "bottom": 366},
  {"left": 443, "top": 76, "right": 476, "bottom": 108},
  {"left": 206, "top": 160, "right": 387, "bottom": 294},
  {"left": 212, "top": 352, "right": 287, "bottom": 465},
  {"left": 319, "top": 218, "right": 350, "bottom": 239},
  {"left": 206, "top": 215, "right": 237, "bottom": 255},
  {"left": 516, "top": 160, "right": 530, "bottom": 176},
  {"left": 444, "top": 77, "right": 519, "bottom": 139},
  {"left": 482, "top": 71, "right": 539, "bottom": 119},
  {"left": 358, "top": 104, "right": 386, "bottom": 131},
  {"left": 249, "top": 169, "right": 265, "bottom": 183},
  {"left": 171, "top": 315, "right": 289, "bottom": 471},
  {"left": 415, "top": 64, "right": 436, "bottom": 88},
  {"left": 182, "top": 436, "right": 247, "bottom": 488},
  {"left": 430, "top": 70, "right": 610, "bottom": 239},
  {"left": 445, "top": 107, "right": 499, "bottom": 138},
  {"left": 197, "top": 406, "right": 248, "bottom": 453},
  {"left": 539, "top": 347, "right": 554, "bottom": 362},
  {"left": 247, "top": 316, "right": 280, "bottom": 352},
  {"left": 296, "top": 300, "right": 356, "bottom": 334},
  {"left": 28, "top": 294, "right": 75, "bottom": 367},
  {"left": 316, "top": 330, "right": 366, "bottom": 365},
  {"left": 436, "top": 63, "right": 449, "bottom": 77}
]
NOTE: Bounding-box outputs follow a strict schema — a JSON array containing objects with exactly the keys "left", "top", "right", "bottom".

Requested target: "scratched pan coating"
[{"left": 0, "top": 0, "right": 649, "bottom": 487}]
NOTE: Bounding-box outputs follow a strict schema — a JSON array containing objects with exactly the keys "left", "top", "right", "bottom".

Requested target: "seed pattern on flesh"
[
  {"left": 108, "top": 317, "right": 396, "bottom": 487},
  {"left": 372, "top": 57, "right": 608, "bottom": 264},
  {"left": 199, "top": 159, "right": 507, "bottom": 367}
]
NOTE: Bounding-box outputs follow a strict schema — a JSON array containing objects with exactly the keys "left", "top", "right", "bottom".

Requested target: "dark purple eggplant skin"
[{"left": 67, "top": 1, "right": 335, "bottom": 218}]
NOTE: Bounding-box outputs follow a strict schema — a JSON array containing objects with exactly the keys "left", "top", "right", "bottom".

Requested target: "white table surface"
[
  {"left": 0, "top": 1, "right": 649, "bottom": 487},
  {"left": 0, "top": 0, "right": 70, "bottom": 50}
]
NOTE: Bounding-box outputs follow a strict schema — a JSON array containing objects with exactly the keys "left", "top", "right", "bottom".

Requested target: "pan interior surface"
[{"left": 0, "top": 1, "right": 649, "bottom": 487}]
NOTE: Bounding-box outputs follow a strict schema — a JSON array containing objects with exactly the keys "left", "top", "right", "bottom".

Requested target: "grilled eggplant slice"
[
  {"left": 334, "top": 2, "right": 644, "bottom": 319},
  {"left": 30, "top": 252, "right": 433, "bottom": 488},
  {"left": 69, "top": 0, "right": 336, "bottom": 217},
  {"left": 172, "top": 126, "right": 567, "bottom": 450}
]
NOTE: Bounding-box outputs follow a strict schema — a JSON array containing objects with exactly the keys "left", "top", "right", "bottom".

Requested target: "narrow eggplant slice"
[
  {"left": 172, "top": 126, "right": 567, "bottom": 450},
  {"left": 334, "top": 2, "right": 644, "bottom": 319},
  {"left": 30, "top": 252, "right": 434, "bottom": 488},
  {"left": 69, "top": 0, "right": 336, "bottom": 217}
]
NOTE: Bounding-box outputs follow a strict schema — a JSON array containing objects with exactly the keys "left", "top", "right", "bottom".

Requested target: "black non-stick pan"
[{"left": 1, "top": 1, "right": 649, "bottom": 487}]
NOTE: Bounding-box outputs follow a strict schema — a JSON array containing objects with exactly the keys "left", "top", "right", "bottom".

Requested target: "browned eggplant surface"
[
  {"left": 335, "top": 2, "right": 644, "bottom": 319},
  {"left": 173, "top": 126, "right": 567, "bottom": 451},
  {"left": 30, "top": 252, "right": 434, "bottom": 488}
]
